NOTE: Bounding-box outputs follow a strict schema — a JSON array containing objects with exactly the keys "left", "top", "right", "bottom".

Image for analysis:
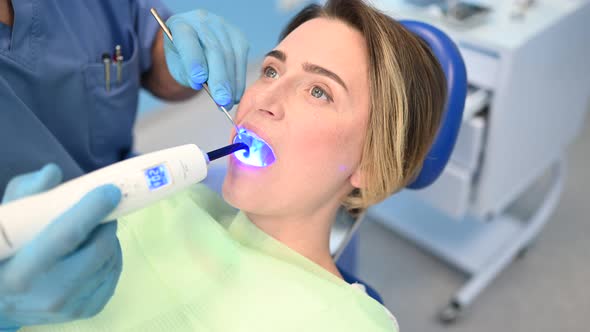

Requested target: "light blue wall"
[{"left": 138, "top": 0, "right": 315, "bottom": 114}]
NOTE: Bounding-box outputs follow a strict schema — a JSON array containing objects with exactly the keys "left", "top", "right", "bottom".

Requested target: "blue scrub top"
[{"left": 0, "top": 0, "right": 171, "bottom": 192}]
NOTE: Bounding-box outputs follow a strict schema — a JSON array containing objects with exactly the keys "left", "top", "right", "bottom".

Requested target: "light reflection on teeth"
[{"left": 232, "top": 128, "right": 276, "bottom": 167}]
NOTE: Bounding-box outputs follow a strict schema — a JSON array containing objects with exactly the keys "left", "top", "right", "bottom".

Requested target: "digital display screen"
[{"left": 145, "top": 164, "right": 170, "bottom": 191}]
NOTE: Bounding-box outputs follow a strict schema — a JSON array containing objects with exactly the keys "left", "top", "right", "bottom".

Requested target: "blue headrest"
[{"left": 400, "top": 20, "right": 468, "bottom": 189}]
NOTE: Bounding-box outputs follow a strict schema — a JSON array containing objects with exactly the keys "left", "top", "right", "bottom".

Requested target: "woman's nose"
[{"left": 252, "top": 85, "right": 285, "bottom": 120}]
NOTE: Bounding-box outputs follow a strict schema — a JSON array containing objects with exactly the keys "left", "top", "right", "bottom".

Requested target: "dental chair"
[{"left": 333, "top": 19, "right": 467, "bottom": 306}]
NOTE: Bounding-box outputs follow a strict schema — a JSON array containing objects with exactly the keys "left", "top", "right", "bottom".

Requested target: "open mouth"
[{"left": 232, "top": 128, "right": 276, "bottom": 167}]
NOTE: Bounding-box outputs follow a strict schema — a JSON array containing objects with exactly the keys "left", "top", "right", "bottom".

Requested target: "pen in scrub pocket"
[
  {"left": 102, "top": 53, "right": 111, "bottom": 92},
  {"left": 115, "top": 45, "right": 123, "bottom": 84}
]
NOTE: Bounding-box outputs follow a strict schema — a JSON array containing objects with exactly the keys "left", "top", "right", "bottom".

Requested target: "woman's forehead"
[{"left": 275, "top": 18, "right": 369, "bottom": 85}]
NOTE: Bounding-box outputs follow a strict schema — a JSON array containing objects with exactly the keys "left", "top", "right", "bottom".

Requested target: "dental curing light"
[
  {"left": 233, "top": 128, "right": 276, "bottom": 167},
  {"left": 0, "top": 143, "right": 248, "bottom": 260}
]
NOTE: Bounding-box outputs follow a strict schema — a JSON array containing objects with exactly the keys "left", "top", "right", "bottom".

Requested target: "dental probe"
[
  {"left": 150, "top": 8, "right": 241, "bottom": 136},
  {"left": 0, "top": 143, "right": 248, "bottom": 260}
]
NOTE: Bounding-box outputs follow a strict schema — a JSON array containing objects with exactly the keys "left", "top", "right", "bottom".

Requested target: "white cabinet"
[{"left": 371, "top": 0, "right": 590, "bottom": 220}]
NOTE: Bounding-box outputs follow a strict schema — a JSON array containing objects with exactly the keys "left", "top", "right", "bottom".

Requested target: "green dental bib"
[{"left": 23, "top": 185, "right": 397, "bottom": 332}]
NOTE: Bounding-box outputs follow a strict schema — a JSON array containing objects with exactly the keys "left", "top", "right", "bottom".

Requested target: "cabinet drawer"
[
  {"left": 413, "top": 161, "right": 472, "bottom": 218},
  {"left": 450, "top": 115, "right": 486, "bottom": 172},
  {"left": 459, "top": 44, "right": 500, "bottom": 90},
  {"left": 401, "top": 85, "right": 489, "bottom": 218},
  {"left": 449, "top": 86, "right": 489, "bottom": 172}
]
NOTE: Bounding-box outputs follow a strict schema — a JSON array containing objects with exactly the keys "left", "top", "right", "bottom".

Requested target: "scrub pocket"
[{"left": 83, "top": 28, "right": 141, "bottom": 167}]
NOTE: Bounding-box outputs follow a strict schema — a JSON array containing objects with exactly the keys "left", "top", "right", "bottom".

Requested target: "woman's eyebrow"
[
  {"left": 302, "top": 62, "right": 348, "bottom": 92},
  {"left": 265, "top": 49, "right": 286, "bottom": 62},
  {"left": 264, "top": 49, "right": 349, "bottom": 92}
]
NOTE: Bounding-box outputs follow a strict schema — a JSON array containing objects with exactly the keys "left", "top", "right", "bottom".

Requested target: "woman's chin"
[
  {"left": 222, "top": 153, "right": 283, "bottom": 213},
  {"left": 221, "top": 182, "right": 238, "bottom": 209},
  {"left": 221, "top": 179, "right": 262, "bottom": 213},
  {"left": 221, "top": 157, "right": 262, "bottom": 210}
]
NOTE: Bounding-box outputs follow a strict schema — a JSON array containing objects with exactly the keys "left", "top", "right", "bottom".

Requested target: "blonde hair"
[{"left": 281, "top": 0, "right": 447, "bottom": 214}]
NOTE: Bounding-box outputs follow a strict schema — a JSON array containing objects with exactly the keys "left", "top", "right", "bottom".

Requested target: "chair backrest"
[
  {"left": 333, "top": 21, "right": 469, "bottom": 300},
  {"left": 401, "top": 20, "right": 468, "bottom": 189}
]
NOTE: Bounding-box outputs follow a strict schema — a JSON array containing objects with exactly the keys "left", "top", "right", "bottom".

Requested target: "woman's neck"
[
  {"left": 246, "top": 203, "right": 344, "bottom": 279},
  {"left": 0, "top": 0, "right": 13, "bottom": 27}
]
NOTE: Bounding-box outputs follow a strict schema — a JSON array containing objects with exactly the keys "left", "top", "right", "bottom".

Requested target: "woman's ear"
[{"left": 350, "top": 166, "right": 364, "bottom": 189}]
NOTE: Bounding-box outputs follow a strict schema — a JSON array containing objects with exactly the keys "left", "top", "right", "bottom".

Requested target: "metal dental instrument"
[{"left": 150, "top": 8, "right": 240, "bottom": 136}]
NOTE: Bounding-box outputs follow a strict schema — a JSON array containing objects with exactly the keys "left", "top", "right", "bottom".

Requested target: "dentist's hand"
[
  {"left": 0, "top": 164, "right": 122, "bottom": 330},
  {"left": 165, "top": 10, "right": 250, "bottom": 110}
]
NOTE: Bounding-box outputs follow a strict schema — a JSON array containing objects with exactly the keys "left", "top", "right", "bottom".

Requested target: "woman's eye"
[
  {"left": 263, "top": 66, "right": 278, "bottom": 79},
  {"left": 310, "top": 86, "right": 331, "bottom": 101}
]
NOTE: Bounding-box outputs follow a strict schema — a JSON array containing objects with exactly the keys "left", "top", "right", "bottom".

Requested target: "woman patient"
[{"left": 24, "top": 0, "right": 446, "bottom": 331}]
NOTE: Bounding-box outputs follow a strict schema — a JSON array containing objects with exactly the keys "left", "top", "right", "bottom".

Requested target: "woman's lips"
[
  {"left": 232, "top": 122, "right": 277, "bottom": 167},
  {"left": 235, "top": 122, "right": 275, "bottom": 152}
]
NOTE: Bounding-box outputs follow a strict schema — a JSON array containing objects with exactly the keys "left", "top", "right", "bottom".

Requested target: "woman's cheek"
[{"left": 293, "top": 124, "right": 341, "bottom": 164}]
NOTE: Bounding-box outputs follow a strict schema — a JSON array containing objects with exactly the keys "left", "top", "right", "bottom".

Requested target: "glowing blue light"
[{"left": 233, "top": 128, "right": 276, "bottom": 167}]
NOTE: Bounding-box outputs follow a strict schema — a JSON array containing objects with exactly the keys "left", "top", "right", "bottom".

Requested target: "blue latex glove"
[
  {"left": 165, "top": 9, "right": 250, "bottom": 110},
  {"left": 0, "top": 164, "right": 122, "bottom": 331}
]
